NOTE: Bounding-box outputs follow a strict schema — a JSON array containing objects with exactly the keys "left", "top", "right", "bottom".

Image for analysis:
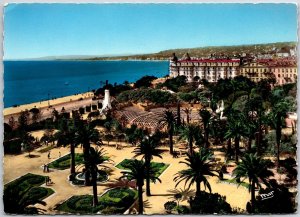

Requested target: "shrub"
[
  {"left": 101, "top": 206, "right": 125, "bottom": 214},
  {"left": 117, "top": 88, "right": 177, "bottom": 105},
  {"left": 164, "top": 201, "right": 177, "bottom": 212},
  {"left": 190, "top": 191, "right": 232, "bottom": 214},
  {"left": 176, "top": 205, "right": 190, "bottom": 214},
  {"left": 134, "top": 75, "right": 157, "bottom": 88},
  {"left": 4, "top": 138, "right": 22, "bottom": 154},
  {"left": 56, "top": 188, "right": 137, "bottom": 214}
]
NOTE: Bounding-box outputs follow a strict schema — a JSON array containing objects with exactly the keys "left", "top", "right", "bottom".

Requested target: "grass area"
[
  {"left": 56, "top": 187, "right": 137, "bottom": 214},
  {"left": 221, "top": 178, "right": 250, "bottom": 189},
  {"left": 48, "top": 153, "right": 109, "bottom": 170},
  {"left": 25, "top": 187, "right": 54, "bottom": 201},
  {"left": 4, "top": 173, "right": 54, "bottom": 214},
  {"left": 48, "top": 153, "right": 84, "bottom": 170},
  {"left": 38, "top": 145, "right": 56, "bottom": 153},
  {"left": 116, "top": 159, "right": 169, "bottom": 177},
  {"left": 5, "top": 173, "right": 46, "bottom": 191}
]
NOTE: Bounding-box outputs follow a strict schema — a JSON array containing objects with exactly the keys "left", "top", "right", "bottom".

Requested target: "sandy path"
[
  {"left": 4, "top": 136, "right": 250, "bottom": 214},
  {"left": 3, "top": 92, "right": 102, "bottom": 124}
]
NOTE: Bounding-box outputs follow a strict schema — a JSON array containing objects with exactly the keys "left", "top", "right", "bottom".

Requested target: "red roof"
[
  {"left": 256, "top": 59, "right": 297, "bottom": 67},
  {"left": 178, "top": 59, "right": 240, "bottom": 63}
]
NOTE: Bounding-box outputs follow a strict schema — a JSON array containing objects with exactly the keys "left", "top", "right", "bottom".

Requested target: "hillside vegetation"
[{"left": 87, "top": 42, "right": 296, "bottom": 60}]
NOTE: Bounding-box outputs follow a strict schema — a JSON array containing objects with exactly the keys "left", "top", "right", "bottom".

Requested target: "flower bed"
[
  {"left": 56, "top": 187, "right": 137, "bottom": 214},
  {"left": 4, "top": 173, "right": 54, "bottom": 214},
  {"left": 48, "top": 153, "right": 109, "bottom": 170},
  {"left": 116, "top": 158, "right": 169, "bottom": 177}
]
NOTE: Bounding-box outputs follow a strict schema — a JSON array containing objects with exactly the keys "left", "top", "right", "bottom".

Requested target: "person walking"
[
  {"left": 48, "top": 151, "right": 51, "bottom": 159},
  {"left": 45, "top": 176, "right": 49, "bottom": 186},
  {"left": 43, "top": 164, "right": 46, "bottom": 173}
]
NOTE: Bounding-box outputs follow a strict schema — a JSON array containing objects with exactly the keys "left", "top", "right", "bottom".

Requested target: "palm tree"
[
  {"left": 159, "top": 110, "right": 176, "bottom": 154},
  {"left": 4, "top": 185, "right": 46, "bottom": 214},
  {"left": 174, "top": 148, "right": 216, "bottom": 198},
  {"left": 132, "top": 135, "right": 163, "bottom": 196},
  {"left": 199, "top": 108, "right": 211, "bottom": 148},
  {"left": 183, "top": 107, "right": 192, "bottom": 124},
  {"left": 88, "top": 147, "right": 110, "bottom": 207},
  {"left": 225, "top": 110, "right": 247, "bottom": 162},
  {"left": 267, "top": 90, "right": 291, "bottom": 167},
  {"left": 179, "top": 124, "right": 201, "bottom": 155},
  {"left": 120, "top": 160, "right": 161, "bottom": 214},
  {"left": 55, "top": 118, "right": 77, "bottom": 175},
  {"left": 244, "top": 94, "right": 266, "bottom": 155},
  {"left": 233, "top": 153, "right": 274, "bottom": 212},
  {"left": 20, "top": 131, "right": 35, "bottom": 157},
  {"left": 75, "top": 121, "right": 101, "bottom": 186},
  {"left": 177, "top": 101, "right": 182, "bottom": 126}
]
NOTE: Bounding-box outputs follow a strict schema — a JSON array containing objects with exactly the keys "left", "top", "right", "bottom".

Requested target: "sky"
[{"left": 4, "top": 3, "right": 298, "bottom": 60}]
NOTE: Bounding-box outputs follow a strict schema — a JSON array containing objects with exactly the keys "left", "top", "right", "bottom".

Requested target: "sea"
[{"left": 4, "top": 60, "right": 169, "bottom": 108}]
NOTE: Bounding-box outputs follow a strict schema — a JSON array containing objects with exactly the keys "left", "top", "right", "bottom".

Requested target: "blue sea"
[{"left": 4, "top": 60, "right": 169, "bottom": 108}]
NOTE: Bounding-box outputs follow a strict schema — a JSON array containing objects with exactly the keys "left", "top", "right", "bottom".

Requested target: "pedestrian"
[
  {"left": 46, "top": 164, "right": 50, "bottom": 173},
  {"left": 45, "top": 176, "right": 49, "bottom": 185},
  {"left": 48, "top": 151, "right": 51, "bottom": 159},
  {"left": 43, "top": 164, "right": 46, "bottom": 173},
  {"left": 59, "top": 151, "right": 61, "bottom": 157}
]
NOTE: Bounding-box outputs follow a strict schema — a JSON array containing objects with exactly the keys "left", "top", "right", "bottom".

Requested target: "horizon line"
[{"left": 4, "top": 40, "right": 297, "bottom": 61}]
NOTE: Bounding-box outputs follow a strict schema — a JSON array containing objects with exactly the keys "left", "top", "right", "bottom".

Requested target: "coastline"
[{"left": 4, "top": 91, "right": 94, "bottom": 117}]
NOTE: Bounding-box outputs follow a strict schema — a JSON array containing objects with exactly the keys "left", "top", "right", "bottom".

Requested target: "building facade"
[
  {"left": 169, "top": 53, "right": 240, "bottom": 82},
  {"left": 169, "top": 53, "right": 297, "bottom": 85},
  {"left": 239, "top": 58, "right": 297, "bottom": 85},
  {"left": 239, "top": 61, "right": 275, "bottom": 82}
]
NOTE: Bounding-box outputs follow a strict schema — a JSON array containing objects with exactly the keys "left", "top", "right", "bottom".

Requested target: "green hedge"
[
  {"left": 5, "top": 173, "right": 46, "bottom": 193},
  {"left": 25, "top": 187, "right": 54, "bottom": 201},
  {"left": 4, "top": 173, "right": 54, "bottom": 214},
  {"left": 116, "top": 159, "right": 169, "bottom": 177},
  {"left": 48, "top": 153, "right": 85, "bottom": 170},
  {"left": 4, "top": 138, "right": 22, "bottom": 154},
  {"left": 56, "top": 188, "right": 137, "bottom": 214}
]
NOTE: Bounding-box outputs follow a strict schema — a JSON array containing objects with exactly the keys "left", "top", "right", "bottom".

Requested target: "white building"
[{"left": 169, "top": 53, "right": 240, "bottom": 82}]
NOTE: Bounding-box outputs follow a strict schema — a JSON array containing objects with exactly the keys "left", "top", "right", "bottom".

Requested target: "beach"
[{"left": 4, "top": 92, "right": 97, "bottom": 123}]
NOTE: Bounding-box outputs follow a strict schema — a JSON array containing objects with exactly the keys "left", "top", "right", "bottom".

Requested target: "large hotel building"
[{"left": 169, "top": 53, "right": 297, "bottom": 85}]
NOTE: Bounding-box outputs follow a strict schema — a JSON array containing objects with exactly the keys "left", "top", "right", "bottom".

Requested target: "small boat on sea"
[{"left": 64, "top": 81, "right": 69, "bottom": 85}]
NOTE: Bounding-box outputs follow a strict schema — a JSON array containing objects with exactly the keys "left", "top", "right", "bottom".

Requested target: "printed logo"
[{"left": 259, "top": 191, "right": 274, "bottom": 200}]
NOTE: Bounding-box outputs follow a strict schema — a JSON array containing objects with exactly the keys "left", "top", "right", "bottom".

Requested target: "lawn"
[
  {"left": 48, "top": 153, "right": 109, "bottom": 170},
  {"left": 56, "top": 187, "right": 137, "bottom": 214},
  {"left": 48, "top": 153, "right": 84, "bottom": 170},
  {"left": 4, "top": 173, "right": 46, "bottom": 192},
  {"left": 4, "top": 173, "right": 54, "bottom": 214},
  {"left": 116, "top": 159, "right": 169, "bottom": 177}
]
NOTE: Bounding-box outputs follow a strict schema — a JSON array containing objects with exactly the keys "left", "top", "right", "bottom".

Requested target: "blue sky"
[{"left": 4, "top": 3, "right": 298, "bottom": 60}]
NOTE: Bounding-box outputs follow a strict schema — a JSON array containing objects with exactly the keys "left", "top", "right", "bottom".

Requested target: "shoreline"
[{"left": 4, "top": 91, "right": 94, "bottom": 117}]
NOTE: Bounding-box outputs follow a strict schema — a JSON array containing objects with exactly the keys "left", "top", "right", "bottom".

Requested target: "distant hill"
[
  {"left": 86, "top": 41, "right": 297, "bottom": 60},
  {"left": 19, "top": 41, "right": 296, "bottom": 61}
]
